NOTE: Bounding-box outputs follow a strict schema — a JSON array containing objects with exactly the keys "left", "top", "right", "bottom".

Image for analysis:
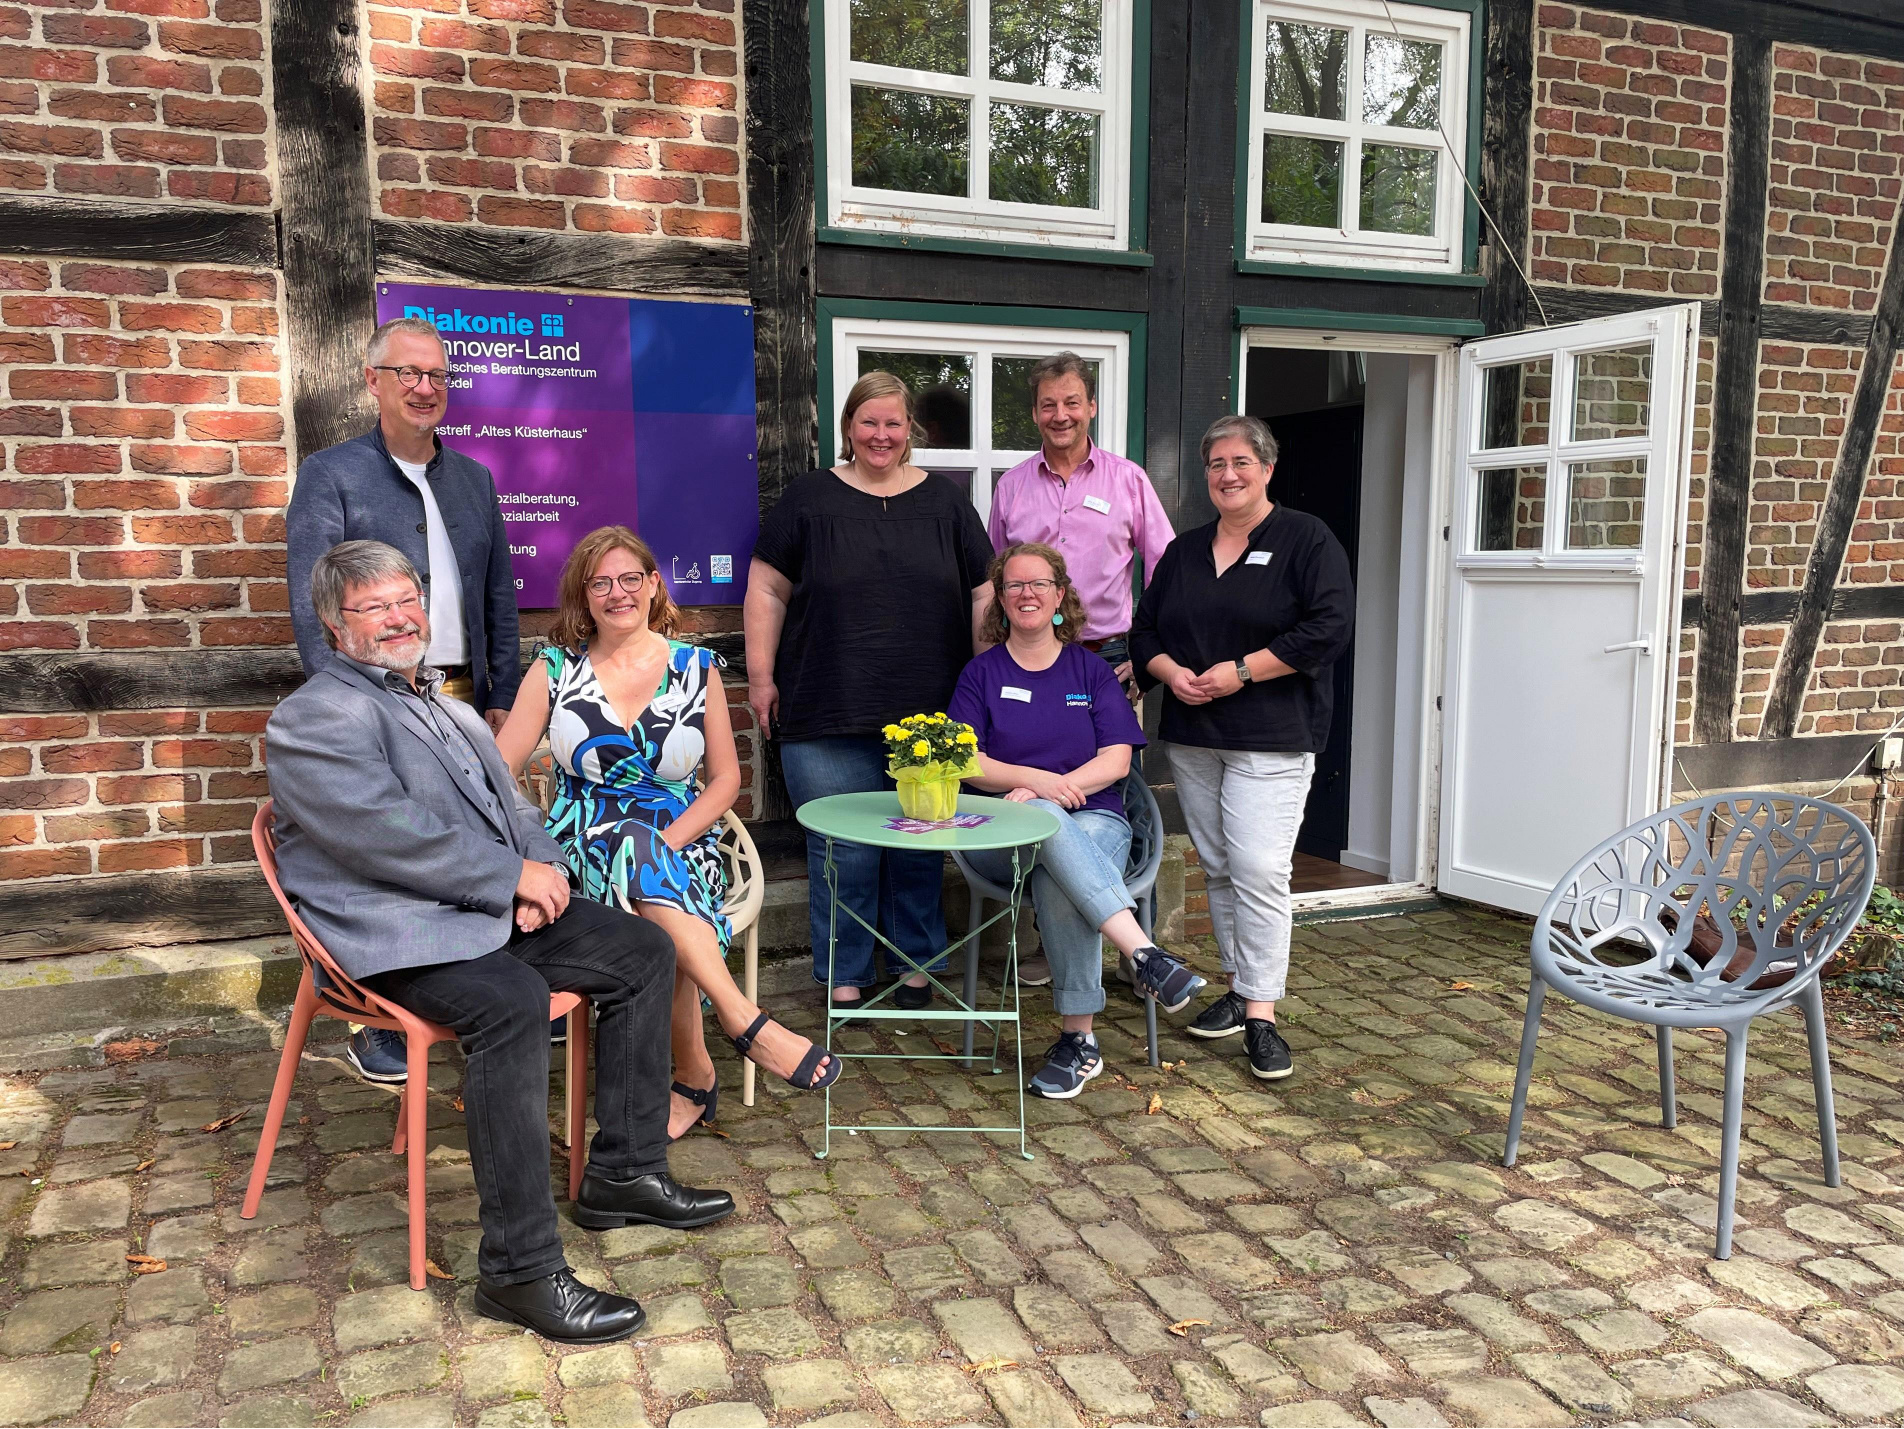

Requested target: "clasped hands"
[
  {"left": 1164, "top": 660, "right": 1246, "bottom": 706},
  {"left": 1004, "top": 770, "right": 1090, "bottom": 809},
  {"left": 514, "top": 859, "right": 572, "bottom": 932}
]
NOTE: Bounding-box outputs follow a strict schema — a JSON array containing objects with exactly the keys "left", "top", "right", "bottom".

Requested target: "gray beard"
[{"left": 340, "top": 625, "right": 425, "bottom": 674}]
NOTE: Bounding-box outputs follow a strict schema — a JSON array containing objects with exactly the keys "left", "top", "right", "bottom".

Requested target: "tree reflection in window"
[
  {"left": 991, "top": 0, "right": 1100, "bottom": 90},
  {"left": 851, "top": 87, "right": 969, "bottom": 196},
  {"left": 860, "top": 349, "right": 973, "bottom": 449},
  {"left": 1264, "top": 22, "right": 1346, "bottom": 119},
  {"left": 849, "top": 0, "right": 968, "bottom": 74}
]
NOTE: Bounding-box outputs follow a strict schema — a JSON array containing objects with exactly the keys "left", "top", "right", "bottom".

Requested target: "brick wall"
[
  {"left": 0, "top": 254, "right": 286, "bottom": 881},
  {"left": 368, "top": 0, "right": 743, "bottom": 239},
  {"left": 1766, "top": 45, "right": 1904, "bottom": 313},
  {"left": 0, "top": 0, "right": 271, "bottom": 206},
  {"left": 1529, "top": 6, "right": 1729, "bottom": 297}
]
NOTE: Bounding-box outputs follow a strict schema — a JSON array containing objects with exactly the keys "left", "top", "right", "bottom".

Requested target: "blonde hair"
[
  {"left": 551, "top": 525, "right": 679, "bottom": 651},
  {"left": 980, "top": 542, "right": 1088, "bottom": 647},
  {"left": 839, "top": 370, "right": 923, "bottom": 464}
]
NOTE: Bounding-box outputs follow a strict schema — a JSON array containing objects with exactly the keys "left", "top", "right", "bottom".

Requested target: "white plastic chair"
[
  {"left": 1504, "top": 792, "right": 1874, "bottom": 1258},
  {"left": 950, "top": 769, "right": 1169, "bottom": 1066}
]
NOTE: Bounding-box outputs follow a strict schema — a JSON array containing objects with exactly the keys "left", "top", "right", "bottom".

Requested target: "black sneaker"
[
  {"left": 1026, "top": 1031, "right": 1103, "bottom": 1100},
  {"left": 346, "top": 1027, "right": 408, "bottom": 1084},
  {"left": 1129, "top": 947, "right": 1207, "bottom": 1014},
  {"left": 1244, "top": 1018, "right": 1293, "bottom": 1080},
  {"left": 1187, "top": 990, "right": 1247, "bottom": 1039}
]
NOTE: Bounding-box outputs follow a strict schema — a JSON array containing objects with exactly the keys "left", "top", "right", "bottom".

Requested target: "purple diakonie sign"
[{"left": 375, "top": 281, "right": 759, "bottom": 608}]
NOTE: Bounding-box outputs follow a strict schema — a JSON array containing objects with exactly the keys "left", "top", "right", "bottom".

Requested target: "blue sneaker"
[
  {"left": 1130, "top": 947, "right": 1207, "bottom": 1014},
  {"left": 1027, "top": 1031, "right": 1103, "bottom": 1100},
  {"left": 346, "top": 1026, "right": 408, "bottom": 1084}
]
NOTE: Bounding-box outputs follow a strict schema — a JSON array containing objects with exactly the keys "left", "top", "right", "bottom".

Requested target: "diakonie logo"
[{"left": 404, "top": 304, "right": 565, "bottom": 337}]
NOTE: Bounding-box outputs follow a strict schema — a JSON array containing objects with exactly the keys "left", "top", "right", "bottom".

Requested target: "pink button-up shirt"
[{"left": 987, "top": 443, "right": 1175, "bottom": 641}]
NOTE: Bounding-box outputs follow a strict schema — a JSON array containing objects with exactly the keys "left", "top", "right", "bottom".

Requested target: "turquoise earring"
[{"left": 1052, "top": 613, "right": 1064, "bottom": 627}]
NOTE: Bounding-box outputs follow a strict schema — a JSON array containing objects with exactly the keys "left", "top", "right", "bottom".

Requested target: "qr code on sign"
[{"left": 711, "top": 554, "right": 733, "bottom": 582}]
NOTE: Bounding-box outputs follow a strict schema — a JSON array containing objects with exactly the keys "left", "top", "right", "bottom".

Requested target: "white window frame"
[
  {"left": 1244, "top": 0, "right": 1470, "bottom": 272},
  {"left": 829, "top": 316, "right": 1130, "bottom": 522},
  {"left": 822, "top": 0, "right": 1134, "bottom": 251}
]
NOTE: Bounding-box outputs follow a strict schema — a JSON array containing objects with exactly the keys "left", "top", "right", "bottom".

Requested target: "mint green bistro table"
[{"left": 795, "top": 791, "right": 1061, "bottom": 1161}]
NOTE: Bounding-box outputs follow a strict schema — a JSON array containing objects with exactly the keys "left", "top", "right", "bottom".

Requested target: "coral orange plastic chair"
[{"left": 243, "top": 801, "right": 588, "bottom": 1290}]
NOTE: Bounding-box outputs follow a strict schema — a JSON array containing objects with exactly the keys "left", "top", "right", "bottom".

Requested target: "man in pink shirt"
[{"left": 988, "top": 352, "right": 1174, "bottom": 690}]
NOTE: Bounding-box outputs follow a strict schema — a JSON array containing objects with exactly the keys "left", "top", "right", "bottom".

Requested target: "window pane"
[
  {"left": 859, "top": 349, "right": 973, "bottom": 448},
  {"left": 993, "top": 354, "right": 1102, "bottom": 450},
  {"left": 1475, "top": 465, "right": 1547, "bottom": 552},
  {"left": 990, "top": 104, "right": 1098, "bottom": 208},
  {"left": 850, "top": 0, "right": 968, "bottom": 75},
  {"left": 1566, "top": 457, "right": 1646, "bottom": 549},
  {"left": 1261, "top": 134, "right": 1341, "bottom": 228},
  {"left": 1571, "top": 344, "right": 1653, "bottom": 441},
  {"left": 1362, "top": 33, "right": 1442, "bottom": 128},
  {"left": 1263, "top": 21, "right": 1346, "bottom": 119},
  {"left": 1479, "top": 355, "right": 1552, "bottom": 449},
  {"left": 990, "top": 0, "right": 1100, "bottom": 91},
  {"left": 1359, "top": 142, "right": 1437, "bottom": 235},
  {"left": 851, "top": 87, "right": 969, "bottom": 196},
  {"left": 924, "top": 467, "right": 974, "bottom": 499}
]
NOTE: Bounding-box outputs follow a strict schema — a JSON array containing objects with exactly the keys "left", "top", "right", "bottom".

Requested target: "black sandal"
[
  {"left": 668, "top": 1078, "right": 718, "bottom": 1143},
  {"left": 730, "top": 1010, "right": 841, "bottom": 1091}
]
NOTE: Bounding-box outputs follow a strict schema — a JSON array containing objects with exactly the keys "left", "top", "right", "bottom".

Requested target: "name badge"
[
  {"left": 1081, "top": 494, "right": 1112, "bottom": 514},
  {"left": 1246, "top": 550, "right": 1272, "bottom": 566},
  {"left": 1001, "top": 685, "right": 1033, "bottom": 703}
]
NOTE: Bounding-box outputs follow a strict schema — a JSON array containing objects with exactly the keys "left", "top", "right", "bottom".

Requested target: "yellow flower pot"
[{"left": 894, "top": 770, "right": 961, "bottom": 822}]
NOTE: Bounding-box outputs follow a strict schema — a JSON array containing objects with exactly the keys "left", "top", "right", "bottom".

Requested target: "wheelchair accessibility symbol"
[{"left": 672, "top": 556, "right": 703, "bottom": 584}]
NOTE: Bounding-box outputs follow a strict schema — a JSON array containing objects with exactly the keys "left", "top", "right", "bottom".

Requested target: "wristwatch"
[{"left": 1234, "top": 658, "right": 1254, "bottom": 685}]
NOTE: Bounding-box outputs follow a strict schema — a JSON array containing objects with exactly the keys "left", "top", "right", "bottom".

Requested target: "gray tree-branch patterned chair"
[
  {"left": 952, "top": 768, "right": 1169, "bottom": 1067},
  {"left": 1503, "top": 792, "right": 1876, "bottom": 1258}
]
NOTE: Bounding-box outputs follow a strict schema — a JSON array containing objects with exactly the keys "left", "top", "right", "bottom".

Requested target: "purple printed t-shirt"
[{"left": 947, "top": 642, "right": 1147, "bottom": 818}]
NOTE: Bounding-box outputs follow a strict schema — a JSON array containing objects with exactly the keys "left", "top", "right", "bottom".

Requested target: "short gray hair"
[
  {"left": 365, "top": 316, "right": 444, "bottom": 367},
  {"left": 1200, "top": 414, "right": 1279, "bottom": 467},
  {"left": 311, "top": 540, "right": 421, "bottom": 647},
  {"left": 1026, "top": 351, "right": 1096, "bottom": 403}
]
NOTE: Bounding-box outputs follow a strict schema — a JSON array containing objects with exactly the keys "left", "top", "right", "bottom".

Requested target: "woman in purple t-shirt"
[{"left": 949, "top": 543, "right": 1208, "bottom": 1099}]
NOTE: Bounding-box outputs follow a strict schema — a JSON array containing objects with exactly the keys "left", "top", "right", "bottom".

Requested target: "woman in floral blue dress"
[{"left": 500, "top": 527, "right": 837, "bottom": 1141}]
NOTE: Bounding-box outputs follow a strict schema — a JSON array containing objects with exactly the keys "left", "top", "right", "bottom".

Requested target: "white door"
[{"left": 1436, "top": 305, "right": 1699, "bottom": 914}]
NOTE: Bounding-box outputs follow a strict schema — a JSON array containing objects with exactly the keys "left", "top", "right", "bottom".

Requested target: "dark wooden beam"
[
  {"left": 375, "top": 220, "right": 750, "bottom": 300},
  {"left": 1580, "top": 0, "right": 1904, "bottom": 62},
  {"left": 1479, "top": 0, "right": 1533, "bottom": 337},
  {"left": 1673, "top": 729, "right": 1886, "bottom": 794},
  {"left": 1530, "top": 285, "right": 1868, "bottom": 346},
  {"left": 1532, "top": 285, "right": 1717, "bottom": 331},
  {"left": 741, "top": 0, "right": 818, "bottom": 512},
  {"left": 1138, "top": 0, "right": 1190, "bottom": 520},
  {"left": 816, "top": 245, "right": 1151, "bottom": 312},
  {"left": 0, "top": 866, "right": 281, "bottom": 960},
  {"left": 1683, "top": 583, "right": 1904, "bottom": 630},
  {"left": 0, "top": 651, "right": 302, "bottom": 714},
  {"left": 1693, "top": 34, "right": 1771, "bottom": 747},
  {"left": 1762, "top": 213, "right": 1904, "bottom": 737},
  {"left": 274, "top": 0, "right": 378, "bottom": 464},
  {"left": 0, "top": 194, "right": 277, "bottom": 268}
]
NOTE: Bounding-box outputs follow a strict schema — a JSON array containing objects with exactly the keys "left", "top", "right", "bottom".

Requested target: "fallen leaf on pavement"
[
  {"left": 135, "top": 1159, "right": 155, "bottom": 1172},
  {"left": 109, "top": 1342, "right": 120, "bottom": 1354},
  {"left": 450, "top": 1097, "right": 464, "bottom": 1113},
  {"left": 1451, "top": 980, "right": 1474, "bottom": 991},
  {"left": 126, "top": 1254, "right": 167, "bottom": 1274},
  {"left": 0, "top": 1141, "right": 15, "bottom": 1151},
  {"left": 1146, "top": 1092, "right": 1163, "bottom": 1115},
  {"left": 964, "top": 1358, "right": 1018, "bottom": 1375},
  {"left": 424, "top": 1260, "right": 453, "bottom": 1281},
  {"left": 200, "top": 1111, "right": 245, "bottom": 1133},
  {"left": 1167, "top": 1319, "right": 1210, "bottom": 1336}
]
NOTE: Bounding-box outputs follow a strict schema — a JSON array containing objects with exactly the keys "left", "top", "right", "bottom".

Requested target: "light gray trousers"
[{"left": 1168, "top": 746, "right": 1314, "bottom": 1002}]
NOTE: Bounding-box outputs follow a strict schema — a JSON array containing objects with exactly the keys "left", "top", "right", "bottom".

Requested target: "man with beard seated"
[{"left": 265, "top": 539, "right": 732, "bottom": 1343}]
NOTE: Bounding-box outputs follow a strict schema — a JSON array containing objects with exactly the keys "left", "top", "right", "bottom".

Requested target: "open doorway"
[{"left": 1238, "top": 335, "right": 1443, "bottom": 900}]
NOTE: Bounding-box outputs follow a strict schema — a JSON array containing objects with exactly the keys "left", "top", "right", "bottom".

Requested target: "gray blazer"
[{"left": 265, "top": 655, "right": 565, "bottom": 980}]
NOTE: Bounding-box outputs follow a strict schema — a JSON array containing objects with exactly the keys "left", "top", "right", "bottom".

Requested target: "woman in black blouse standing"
[
  {"left": 1130, "top": 414, "right": 1354, "bottom": 1082},
  {"left": 744, "top": 372, "right": 994, "bottom": 1015}
]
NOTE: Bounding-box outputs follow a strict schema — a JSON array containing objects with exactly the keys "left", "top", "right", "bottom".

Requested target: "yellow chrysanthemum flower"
[
  {"left": 912, "top": 740, "right": 931, "bottom": 758},
  {"left": 882, "top": 724, "right": 902, "bottom": 740},
  {"left": 956, "top": 731, "right": 977, "bottom": 744}
]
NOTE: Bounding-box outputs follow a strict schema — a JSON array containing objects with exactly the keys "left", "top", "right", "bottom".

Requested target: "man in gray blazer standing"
[
  {"left": 267, "top": 540, "right": 732, "bottom": 1345},
  {"left": 287, "top": 315, "right": 524, "bottom": 1084}
]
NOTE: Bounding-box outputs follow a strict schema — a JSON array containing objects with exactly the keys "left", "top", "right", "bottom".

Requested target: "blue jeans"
[
  {"left": 780, "top": 734, "right": 950, "bottom": 989},
  {"left": 966, "top": 801, "right": 1133, "bottom": 1017}
]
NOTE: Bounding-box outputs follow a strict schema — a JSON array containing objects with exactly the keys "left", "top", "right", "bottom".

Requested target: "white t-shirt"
[{"left": 393, "top": 455, "right": 470, "bottom": 666}]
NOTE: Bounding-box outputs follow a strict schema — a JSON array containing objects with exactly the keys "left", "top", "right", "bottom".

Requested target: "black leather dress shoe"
[
  {"left": 573, "top": 1169, "right": 735, "bottom": 1230},
  {"left": 473, "top": 1267, "right": 645, "bottom": 1344}
]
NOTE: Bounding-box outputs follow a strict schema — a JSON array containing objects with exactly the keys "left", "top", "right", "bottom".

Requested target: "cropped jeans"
[
  {"left": 1168, "top": 746, "right": 1314, "bottom": 1002},
  {"left": 779, "top": 734, "right": 949, "bottom": 989},
  {"left": 964, "top": 799, "right": 1134, "bottom": 1017}
]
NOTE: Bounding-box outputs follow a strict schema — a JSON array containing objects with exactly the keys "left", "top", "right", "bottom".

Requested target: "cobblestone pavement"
[{"left": 7, "top": 904, "right": 1904, "bottom": 1428}]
